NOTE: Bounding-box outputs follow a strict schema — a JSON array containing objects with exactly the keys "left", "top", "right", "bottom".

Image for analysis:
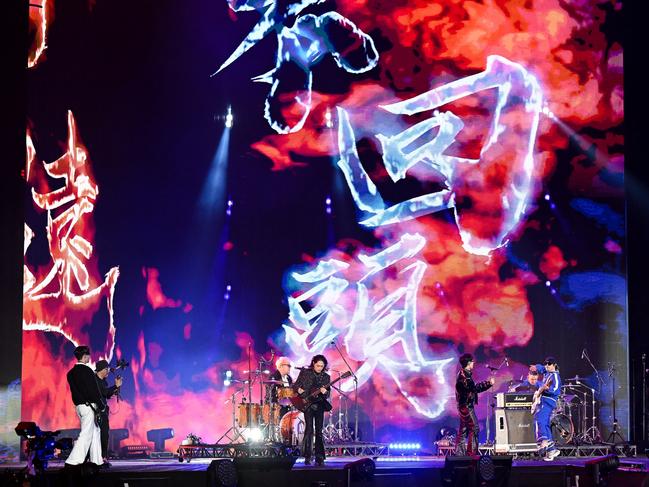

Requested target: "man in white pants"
[{"left": 65, "top": 345, "right": 104, "bottom": 467}]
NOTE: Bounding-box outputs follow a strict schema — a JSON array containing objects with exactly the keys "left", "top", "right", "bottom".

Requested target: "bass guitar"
[{"left": 290, "top": 371, "right": 352, "bottom": 412}]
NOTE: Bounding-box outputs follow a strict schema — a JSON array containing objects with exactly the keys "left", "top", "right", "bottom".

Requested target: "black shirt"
[
  {"left": 67, "top": 363, "right": 103, "bottom": 406},
  {"left": 455, "top": 368, "right": 492, "bottom": 408},
  {"left": 294, "top": 367, "right": 331, "bottom": 406},
  {"left": 97, "top": 376, "right": 119, "bottom": 410}
]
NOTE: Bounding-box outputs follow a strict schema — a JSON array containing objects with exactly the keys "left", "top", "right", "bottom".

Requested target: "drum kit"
[
  {"left": 554, "top": 375, "right": 601, "bottom": 445},
  {"left": 217, "top": 354, "right": 305, "bottom": 446},
  {"left": 217, "top": 349, "right": 355, "bottom": 448}
]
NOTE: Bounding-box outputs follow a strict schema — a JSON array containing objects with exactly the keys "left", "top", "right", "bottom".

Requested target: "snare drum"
[
  {"left": 262, "top": 403, "right": 282, "bottom": 424},
  {"left": 279, "top": 411, "right": 305, "bottom": 446},
  {"left": 237, "top": 403, "right": 261, "bottom": 428},
  {"left": 277, "top": 387, "right": 295, "bottom": 406}
]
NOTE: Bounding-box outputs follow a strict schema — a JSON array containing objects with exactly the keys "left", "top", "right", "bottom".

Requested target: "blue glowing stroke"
[
  {"left": 337, "top": 55, "right": 543, "bottom": 255},
  {"left": 217, "top": 1, "right": 378, "bottom": 133}
]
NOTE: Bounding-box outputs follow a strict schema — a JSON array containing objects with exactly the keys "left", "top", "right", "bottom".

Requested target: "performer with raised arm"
[
  {"left": 293, "top": 355, "right": 332, "bottom": 466},
  {"left": 534, "top": 356, "right": 562, "bottom": 461},
  {"left": 454, "top": 353, "right": 495, "bottom": 456}
]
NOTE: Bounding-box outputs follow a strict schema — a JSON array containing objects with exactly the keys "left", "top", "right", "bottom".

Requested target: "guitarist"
[
  {"left": 534, "top": 357, "right": 561, "bottom": 461},
  {"left": 293, "top": 355, "right": 332, "bottom": 466},
  {"left": 95, "top": 360, "right": 122, "bottom": 467},
  {"left": 455, "top": 353, "right": 495, "bottom": 456}
]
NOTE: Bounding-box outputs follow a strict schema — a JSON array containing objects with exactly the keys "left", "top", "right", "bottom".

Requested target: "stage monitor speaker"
[
  {"left": 441, "top": 455, "right": 477, "bottom": 487},
  {"left": 441, "top": 455, "right": 512, "bottom": 487},
  {"left": 344, "top": 457, "right": 376, "bottom": 481},
  {"left": 477, "top": 455, "right": 512, "bottom": 487},
  {"left": 232, "top": 456, "right": 296, "bottom": 471}
]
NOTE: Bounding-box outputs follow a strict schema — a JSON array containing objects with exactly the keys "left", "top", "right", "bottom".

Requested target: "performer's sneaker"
[
  {"left": 303, "top": 457, "right": 312, "bottom": 465},
  {"left": 315, "top": 457, "right": 325, "bottom": 467},
  {"left": 543, "top": 449, "right": 560, "bottom": 461}
]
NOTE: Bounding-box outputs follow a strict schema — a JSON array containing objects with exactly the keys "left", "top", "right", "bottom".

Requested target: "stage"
[{"left": 3, "top": 454, "right": 648, "bottom": 487}]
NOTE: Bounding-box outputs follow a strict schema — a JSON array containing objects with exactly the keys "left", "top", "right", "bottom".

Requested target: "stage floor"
[{"left": 3, "top": 455, "right": 648, "bottom": 486}]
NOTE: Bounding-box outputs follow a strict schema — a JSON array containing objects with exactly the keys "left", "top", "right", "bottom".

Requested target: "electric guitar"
[
  {"left": 530, "top": 374, "right": 554, "bottom": 415},
  {"left": 290, "top": 371, "right": 352, "bottom": 412}
]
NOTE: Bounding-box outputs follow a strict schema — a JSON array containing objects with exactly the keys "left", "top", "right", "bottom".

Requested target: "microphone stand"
[
  {"left": 581, "top": 349, "right": 606, "bottom": 393},
  {"left": 330, "top": 340, "right": 359, "bottom": 442},
  {"left": 484, "top": 358, "right": 507, "bottom": 446}
]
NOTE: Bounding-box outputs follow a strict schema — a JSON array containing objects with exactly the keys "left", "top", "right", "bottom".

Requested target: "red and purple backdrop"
[{"left": 17, "top": 0, "right": 625, "bottom": 453}]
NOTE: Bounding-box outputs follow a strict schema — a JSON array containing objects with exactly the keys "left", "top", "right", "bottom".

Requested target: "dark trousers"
[
  {"left": 303, "top": 404, "right": 325, "bottom": 460},
  {"left": 99, "top": 411, "right": 110, "bottom": 459},
  {"left": 455, "top": 405, "right": 479, "bottom": 455}
]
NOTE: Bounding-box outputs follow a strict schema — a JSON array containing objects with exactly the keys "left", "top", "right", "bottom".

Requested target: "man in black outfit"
[
  {"left": 95, "top": 360, "right": 122, "bottom": 466},
  {"left": 294, "top": 354, "right": 332, "bottom": 466},
  {"left": 65, "top": 345, "right": 105, "bottom": 467},
  {"left": 455, "top": 353, "right": 495, "bottom": 456}
]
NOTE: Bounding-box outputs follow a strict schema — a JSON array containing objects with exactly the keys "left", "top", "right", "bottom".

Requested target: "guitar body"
[
  {"left": 530, "top": 374, "right": 553, "bottom": 415},
  {"left": 290, "top": 395, "right": 309, "bottom": 412},
  {"left": 291, "top": 371, "right": 351, "bottom": 412}
]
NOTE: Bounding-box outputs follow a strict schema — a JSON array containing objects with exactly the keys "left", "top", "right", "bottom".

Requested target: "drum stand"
[
  {"left": 216, "top": 386, "right": 246, "bottom": 444},
  {"left": 604, "top": 362, "right": 627, "bottom": 445}
]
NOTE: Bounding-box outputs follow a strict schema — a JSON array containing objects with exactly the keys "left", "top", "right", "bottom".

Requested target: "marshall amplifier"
[
  {"left": 494, "top": 408, "right": 537, "bottom": 453},
  {"left": 496, "top": 392, "right": 534, "bottom": 409}
]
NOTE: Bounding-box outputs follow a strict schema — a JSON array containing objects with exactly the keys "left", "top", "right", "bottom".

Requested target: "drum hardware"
[
  {"left": 330, "top": 340, "right": 360, "bottom": 441},
  {"left": 323, "top": 372, "right": 354, "bottom": 443},
  {"left": 216, "top": 385, "right": 247, "bottom": 444},
  {"left": 604, "top": 362, "right": 627, "bottom": 445}
]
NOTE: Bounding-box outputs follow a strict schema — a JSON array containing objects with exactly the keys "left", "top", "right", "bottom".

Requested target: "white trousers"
[{"left": 65, "top": 404, "right": 103, "bottom": 465}]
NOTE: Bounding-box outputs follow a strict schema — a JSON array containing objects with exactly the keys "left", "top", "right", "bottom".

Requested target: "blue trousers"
[{"left": 535, "top": 397, "right": 557, "bottom": 451}]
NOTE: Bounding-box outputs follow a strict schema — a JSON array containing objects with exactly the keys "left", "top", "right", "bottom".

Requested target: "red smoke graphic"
[{"left": 22, "top": 0, "right": 623, "bottom": 445}]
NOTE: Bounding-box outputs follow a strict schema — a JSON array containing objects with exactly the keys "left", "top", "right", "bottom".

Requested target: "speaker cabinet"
[{"left": 494, "top": 408, "right": 537, "bottom": 453}]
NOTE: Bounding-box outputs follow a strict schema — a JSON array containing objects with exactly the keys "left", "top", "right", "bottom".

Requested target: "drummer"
[
  {"left": 266, "top": 356, "right": 294, "bottom": 417},
  {"left": 509, "top": 365, "right": 540, "bottom": 393}
]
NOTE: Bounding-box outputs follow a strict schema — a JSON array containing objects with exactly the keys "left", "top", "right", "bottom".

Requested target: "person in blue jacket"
[{"left": 534, "top": 357, "right": 562, "bottom": 461}]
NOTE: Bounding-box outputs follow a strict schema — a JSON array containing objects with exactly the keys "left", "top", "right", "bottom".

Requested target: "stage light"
[
  {"left": 344, "top": 457, "right": 375, "bottom": 481},
  {"left": 147, "top": 428, "right": 174, "bottom": 451},
  {"left": 243, "top": 428, "right": 263, "bottom": 442},
  {"left": 227, "top": 200, "right": 233, "bottom": 207},
  {"left": 325, "top": 197, "right": 331, "bottom": 206},
  {"left": 226, "top": 284, "right": 232, "bottom": 291},
  {"left": 544, "top": 194, "right": 551, "bottom": 201},
  {"left": 545, "top": 280, "right": 551, "bottom": 287},
  {"left": 225, "top": 106, "right": 233, "bottom": 128},
  {"left": 325, "top": 107, "right": 333, "bottom": 128},
  {"left": 226, "top": 370, "right": 232, "bottom": 378},
  {"left": 389, "top": 442, "right": 422, "bottom": 453}
]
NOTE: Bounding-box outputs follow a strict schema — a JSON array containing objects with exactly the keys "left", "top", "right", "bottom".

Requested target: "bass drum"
[
  {"left": 551, "top": 413, "right": 574, "bottom": 446},
  {"left": 279, "top": 410, "right": 305, "bottom": 446}
]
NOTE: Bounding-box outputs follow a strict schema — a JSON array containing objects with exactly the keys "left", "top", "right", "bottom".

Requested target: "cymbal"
[{"left": 564, "top": 376, "right": 581, "bottom": 381}]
